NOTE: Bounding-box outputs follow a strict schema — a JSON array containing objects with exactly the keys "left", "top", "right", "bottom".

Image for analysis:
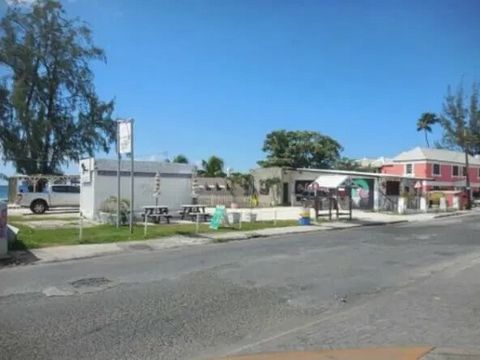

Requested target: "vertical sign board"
[
  {"left": 118, "top": 121, "right": 132, "bottom": 155},
  {"left": 0, "top": 202, "right": 7, "bottom": 256},
  {"left": 209, "top": 206, "right": 226, "bottom": 230},
  {"left": 117, "top": 119, "right": 134, "bottom": 233}
]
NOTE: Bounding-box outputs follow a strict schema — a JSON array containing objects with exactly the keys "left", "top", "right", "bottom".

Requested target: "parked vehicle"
[{"left": 16, "top": 185, "right": 80, "bottom": 214}]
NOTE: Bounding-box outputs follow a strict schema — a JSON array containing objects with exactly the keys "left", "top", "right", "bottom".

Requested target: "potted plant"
[{"left": 98, "top": 196, "right": 130, "bottom": 225}]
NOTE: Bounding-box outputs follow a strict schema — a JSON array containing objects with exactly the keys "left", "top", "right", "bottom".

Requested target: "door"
[
  {"left": 282, "top": 183, "right": 289, "bottom": 205},
  {"left": 67, "top": 186, "right": 80, "bottom": 206},
  {"left": 50, "top": 185, "right": 69, "bottom": 206},
  {"left": 51, "top": 185, "right": 79, "bottom": 206}
]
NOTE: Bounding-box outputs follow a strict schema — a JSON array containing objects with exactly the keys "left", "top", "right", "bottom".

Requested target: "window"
[
  {"left": 68, "top": 186, "right": 80, "bottom": 193},
  {"left": 385, "top": 181, "right": 400, "bottom": 196},
  {"left": 51, "top": 185, "right": 69, "bottom": 193},
  {"left": 453, "top": 165, "right": 459, "bottom": 177},
  {"left": 432, "top": 163, "right": 440, "bottom": 176},
  {"left": 405, "top": 163, "right": 413, "bottom": 175},
  {"left": 478, "top": 168, "right": 480, "bottom": 178}
]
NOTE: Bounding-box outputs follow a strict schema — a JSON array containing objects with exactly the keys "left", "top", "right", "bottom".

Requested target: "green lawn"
[
  {"left": 8, "top": 215, "right": 80, "bottom": 222},
  {"left": 10, "top": 220, "right": 299, "bottom": 250}
]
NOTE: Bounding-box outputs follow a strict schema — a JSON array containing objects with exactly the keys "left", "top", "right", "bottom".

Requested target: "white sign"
[
  {"left": 0, "top": 202, "right": 7, "bottom": 256},
  {"left": 118, "top": 120, "right": 132, "bottom": 154}
]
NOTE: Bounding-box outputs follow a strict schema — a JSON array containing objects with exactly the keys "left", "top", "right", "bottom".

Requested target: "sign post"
[
  {"left": 116, "top": 125, "right": 121, "bottom": 228},
  {"left": 117, "top": 119, "right": 134, "bottom": 233}
]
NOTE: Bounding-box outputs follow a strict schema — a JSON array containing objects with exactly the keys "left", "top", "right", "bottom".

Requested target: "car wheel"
[{"left": 30, "top": 200, "right": 47, "bottom": 214}]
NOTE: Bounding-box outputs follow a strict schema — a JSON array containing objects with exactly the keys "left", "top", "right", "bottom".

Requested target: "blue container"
[{"left": 298, "top": 217, "right": 311, "bottom": 226}]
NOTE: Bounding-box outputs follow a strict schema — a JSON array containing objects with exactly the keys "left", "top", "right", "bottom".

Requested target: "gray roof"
[
  {"left": 393, "top": 147, "right": 480, "bottom": 165},
  {"left": 356, "top": 157, "right": 393, "bottom": 168},
  {"left": 90, "top": 158, "right": 194, "bottom": 175}
]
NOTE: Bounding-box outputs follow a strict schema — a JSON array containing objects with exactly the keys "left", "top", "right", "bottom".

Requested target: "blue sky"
[{"left": 1, "top": 0, "right": 480, "bottom": 177}]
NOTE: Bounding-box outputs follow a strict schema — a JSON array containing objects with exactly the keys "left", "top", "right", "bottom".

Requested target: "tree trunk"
[{"left": 424, "top": 131, "right": 430, "bottom": 148}]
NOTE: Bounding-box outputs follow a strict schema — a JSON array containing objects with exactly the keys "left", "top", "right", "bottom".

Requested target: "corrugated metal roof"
[
  {"left": 88, "top": 158, "right": 194, "bottom": 175},
  {"left": 313, "top": 175, "right": 349, "bottom": 189},
  {"left": 356, "top": 157, "right": 393, "bottom": 168},
  {"left": 393, "top": 147, "right": 480, "bottom": 165}
]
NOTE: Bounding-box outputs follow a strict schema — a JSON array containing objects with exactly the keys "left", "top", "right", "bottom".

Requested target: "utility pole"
[
  {"left": 129, "top": 119, "right": 135, "bottom": 234},
  {"left": 464, "top": 129, "right": 472, "bottom": 210}
]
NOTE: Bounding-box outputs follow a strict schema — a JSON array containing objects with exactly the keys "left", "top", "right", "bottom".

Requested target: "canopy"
[{"left": 308, "top": 174, "right": 350, "bottom": 190}]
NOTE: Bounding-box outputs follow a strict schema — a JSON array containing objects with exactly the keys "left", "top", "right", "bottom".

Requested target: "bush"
[
  {"left": 429, "top": 192, "right": 444, "bottom": 206},
  {"left": 100, "top": 197, "right": 130, "bottom": 224}
]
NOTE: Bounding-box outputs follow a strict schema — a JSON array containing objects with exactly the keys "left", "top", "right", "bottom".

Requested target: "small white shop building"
[{"left": 79, "top": 158, "right": 194, "bottom": 220}]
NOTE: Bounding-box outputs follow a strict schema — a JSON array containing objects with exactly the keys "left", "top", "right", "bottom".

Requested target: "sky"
[{"left": 1, "top": 0, "right": 480, "bottom": 179}]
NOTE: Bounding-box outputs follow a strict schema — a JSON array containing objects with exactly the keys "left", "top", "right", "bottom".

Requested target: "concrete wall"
[
  {"left": 381, "top": 163, "right": 405, "bottom": 176},
  {"left": 250, "top": 167, "right": 284, "bottom": 206}
]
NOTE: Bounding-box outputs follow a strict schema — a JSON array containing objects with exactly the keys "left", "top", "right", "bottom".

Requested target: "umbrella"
[
  {"left": 153, "top": 172, "right": 161, "bottom": 206},
  {"left": 191, "top": 168, "right": 199, "bottom": 199}
]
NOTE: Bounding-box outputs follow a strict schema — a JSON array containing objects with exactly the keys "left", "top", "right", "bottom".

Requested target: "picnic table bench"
[
  {"left": 142, "top": 205, "right": 172, "bottom": 224},
  {"left": 179, "top": 204, "right": 211, "bottom": 222}
]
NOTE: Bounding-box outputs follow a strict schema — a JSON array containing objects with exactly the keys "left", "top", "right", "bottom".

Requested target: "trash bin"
[
  {"left": 298, "top": 217, "right": 311, "bottom": 225},
  {"left": 228, "top": 212, "right": 241, "bottom": 224},
  {"left": 299, "top": 208, "right": 311, "bottom": 225}
]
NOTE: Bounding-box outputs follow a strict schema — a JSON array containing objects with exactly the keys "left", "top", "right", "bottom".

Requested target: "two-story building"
[{"left": 381, "top": 147, "right": 480, "bottom": 195}]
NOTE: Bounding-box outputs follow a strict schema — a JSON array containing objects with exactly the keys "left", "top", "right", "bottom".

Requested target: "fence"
[{"left": 197, "top": 194, "right": 252, "bottom": 208}]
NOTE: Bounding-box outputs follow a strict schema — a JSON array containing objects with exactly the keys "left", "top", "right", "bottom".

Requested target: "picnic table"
[
  {"left": 180, "top": 204, "right": 210, "bottom": 222},
  {"left": 142, "top": 205, "right": 171, "bottom": 224}
]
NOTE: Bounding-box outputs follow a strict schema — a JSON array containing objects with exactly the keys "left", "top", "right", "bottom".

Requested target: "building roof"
[
  {"left": 89, "top": 158, "right": 194, "bottom": 175},
  {"left": 312, "top": 175, "right": 350, "bottom": 189},
  {"left": 393, "top": 147, "right": 480, "bottom": 165},
  {"left": 295, "top": 167, "right": 431, "bottom": 180},
  {"left": 356, "top": 156, "right": 393, "bottom": 168}
]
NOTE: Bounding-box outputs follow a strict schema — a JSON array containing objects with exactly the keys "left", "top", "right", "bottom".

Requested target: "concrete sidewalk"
[
  {"left": 3, "top": 209, "right": 475, "bottom": 266},
  {"left": 219, "top": 347, "right": 480, "bottom": 359}
]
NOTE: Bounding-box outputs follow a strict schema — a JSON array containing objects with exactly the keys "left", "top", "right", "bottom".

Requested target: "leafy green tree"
[
  {"left": 439, "top": 83, "right": 480, "bottom": 154},
  {"left": 258, "top": 130, "right": 342, "bottom": 168},
  {"left": 0, "top": 0, "right": 115, "bottom": 174},
  {"left": 172, "top": 154, "right": 189, "bottom": 164},
  {"left": 438, "top": 82, "right": 480, "bottom": 209},
  {"left": 416, "top": 112, "right": 439, "bottom": 148},
  {"left": 198, "top": 156, "right": 226, "bottom": 177},
  {"left": 228, "top": 172, "right": 253, "bottom": 192},
  {"left": 334, "top": 157, "right": 362, "bottom": 171}
]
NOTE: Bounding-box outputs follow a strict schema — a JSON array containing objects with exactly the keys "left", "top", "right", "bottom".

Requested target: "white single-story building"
[{"left": 79, "top": 158, "right": 194, "bottom": 220}]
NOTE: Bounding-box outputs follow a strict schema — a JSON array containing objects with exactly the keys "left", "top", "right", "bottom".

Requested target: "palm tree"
[
  {"left": 172, "top": 154, "right": 188, "bottom": 164},
  {"left": 198, "top": 156, "right": 226, "bottom": 177},
  {"left": 417, "top": 112, "right": 439, "bottom": 148}
]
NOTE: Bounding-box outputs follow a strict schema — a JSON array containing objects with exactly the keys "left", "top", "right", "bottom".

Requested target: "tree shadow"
[{"left": 1, "top": 240, "right": 39, "bottom": 267}]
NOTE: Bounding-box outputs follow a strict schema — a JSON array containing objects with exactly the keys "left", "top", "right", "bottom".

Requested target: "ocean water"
[{"left": 0, "top": 185, "right": 7, "bottom": 201}]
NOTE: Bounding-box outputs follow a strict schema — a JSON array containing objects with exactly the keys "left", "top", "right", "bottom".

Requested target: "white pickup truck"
[{"left": 17, "top": 185, "right": 80, "bottom": 214}]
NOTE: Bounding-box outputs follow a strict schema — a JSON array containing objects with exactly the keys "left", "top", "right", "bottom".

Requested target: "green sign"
[{"left": 209, "top": 206, "right": 226, "bottom": 230}]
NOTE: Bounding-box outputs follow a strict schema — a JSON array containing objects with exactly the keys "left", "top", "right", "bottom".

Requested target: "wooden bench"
[{"left": 146, "top": 214, "right": 172, "bottom": 224}]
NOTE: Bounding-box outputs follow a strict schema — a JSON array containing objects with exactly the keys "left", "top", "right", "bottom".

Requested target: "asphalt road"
[{"left": 1, "top": 214, "right": 480, "bottom": 359}]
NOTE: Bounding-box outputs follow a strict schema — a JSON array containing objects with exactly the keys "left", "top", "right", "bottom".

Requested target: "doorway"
[{"left": 282, "top": 183, "right": 289, "bottom": 205}]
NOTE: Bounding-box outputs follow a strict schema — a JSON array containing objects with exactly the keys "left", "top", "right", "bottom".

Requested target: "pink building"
[{"left": 382, "top": 147, "right": 480, "bottom": 195}]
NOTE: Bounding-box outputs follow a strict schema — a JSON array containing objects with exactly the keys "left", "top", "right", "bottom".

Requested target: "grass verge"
[{"left": 9, "top": 220, "right": 299, "bottom": 250}]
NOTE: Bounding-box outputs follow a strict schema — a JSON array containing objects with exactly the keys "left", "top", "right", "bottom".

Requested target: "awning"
[{"left": 309, "top": 174, "right": 350, "bottom": 190}]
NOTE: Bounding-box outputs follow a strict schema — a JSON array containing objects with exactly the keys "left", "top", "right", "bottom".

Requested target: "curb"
[
  {"left": 433, "top": 211, "right": 469, "bottom": 219},
  {"left": 204, "top": 220, "right": 408, "bottom": 242}
]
